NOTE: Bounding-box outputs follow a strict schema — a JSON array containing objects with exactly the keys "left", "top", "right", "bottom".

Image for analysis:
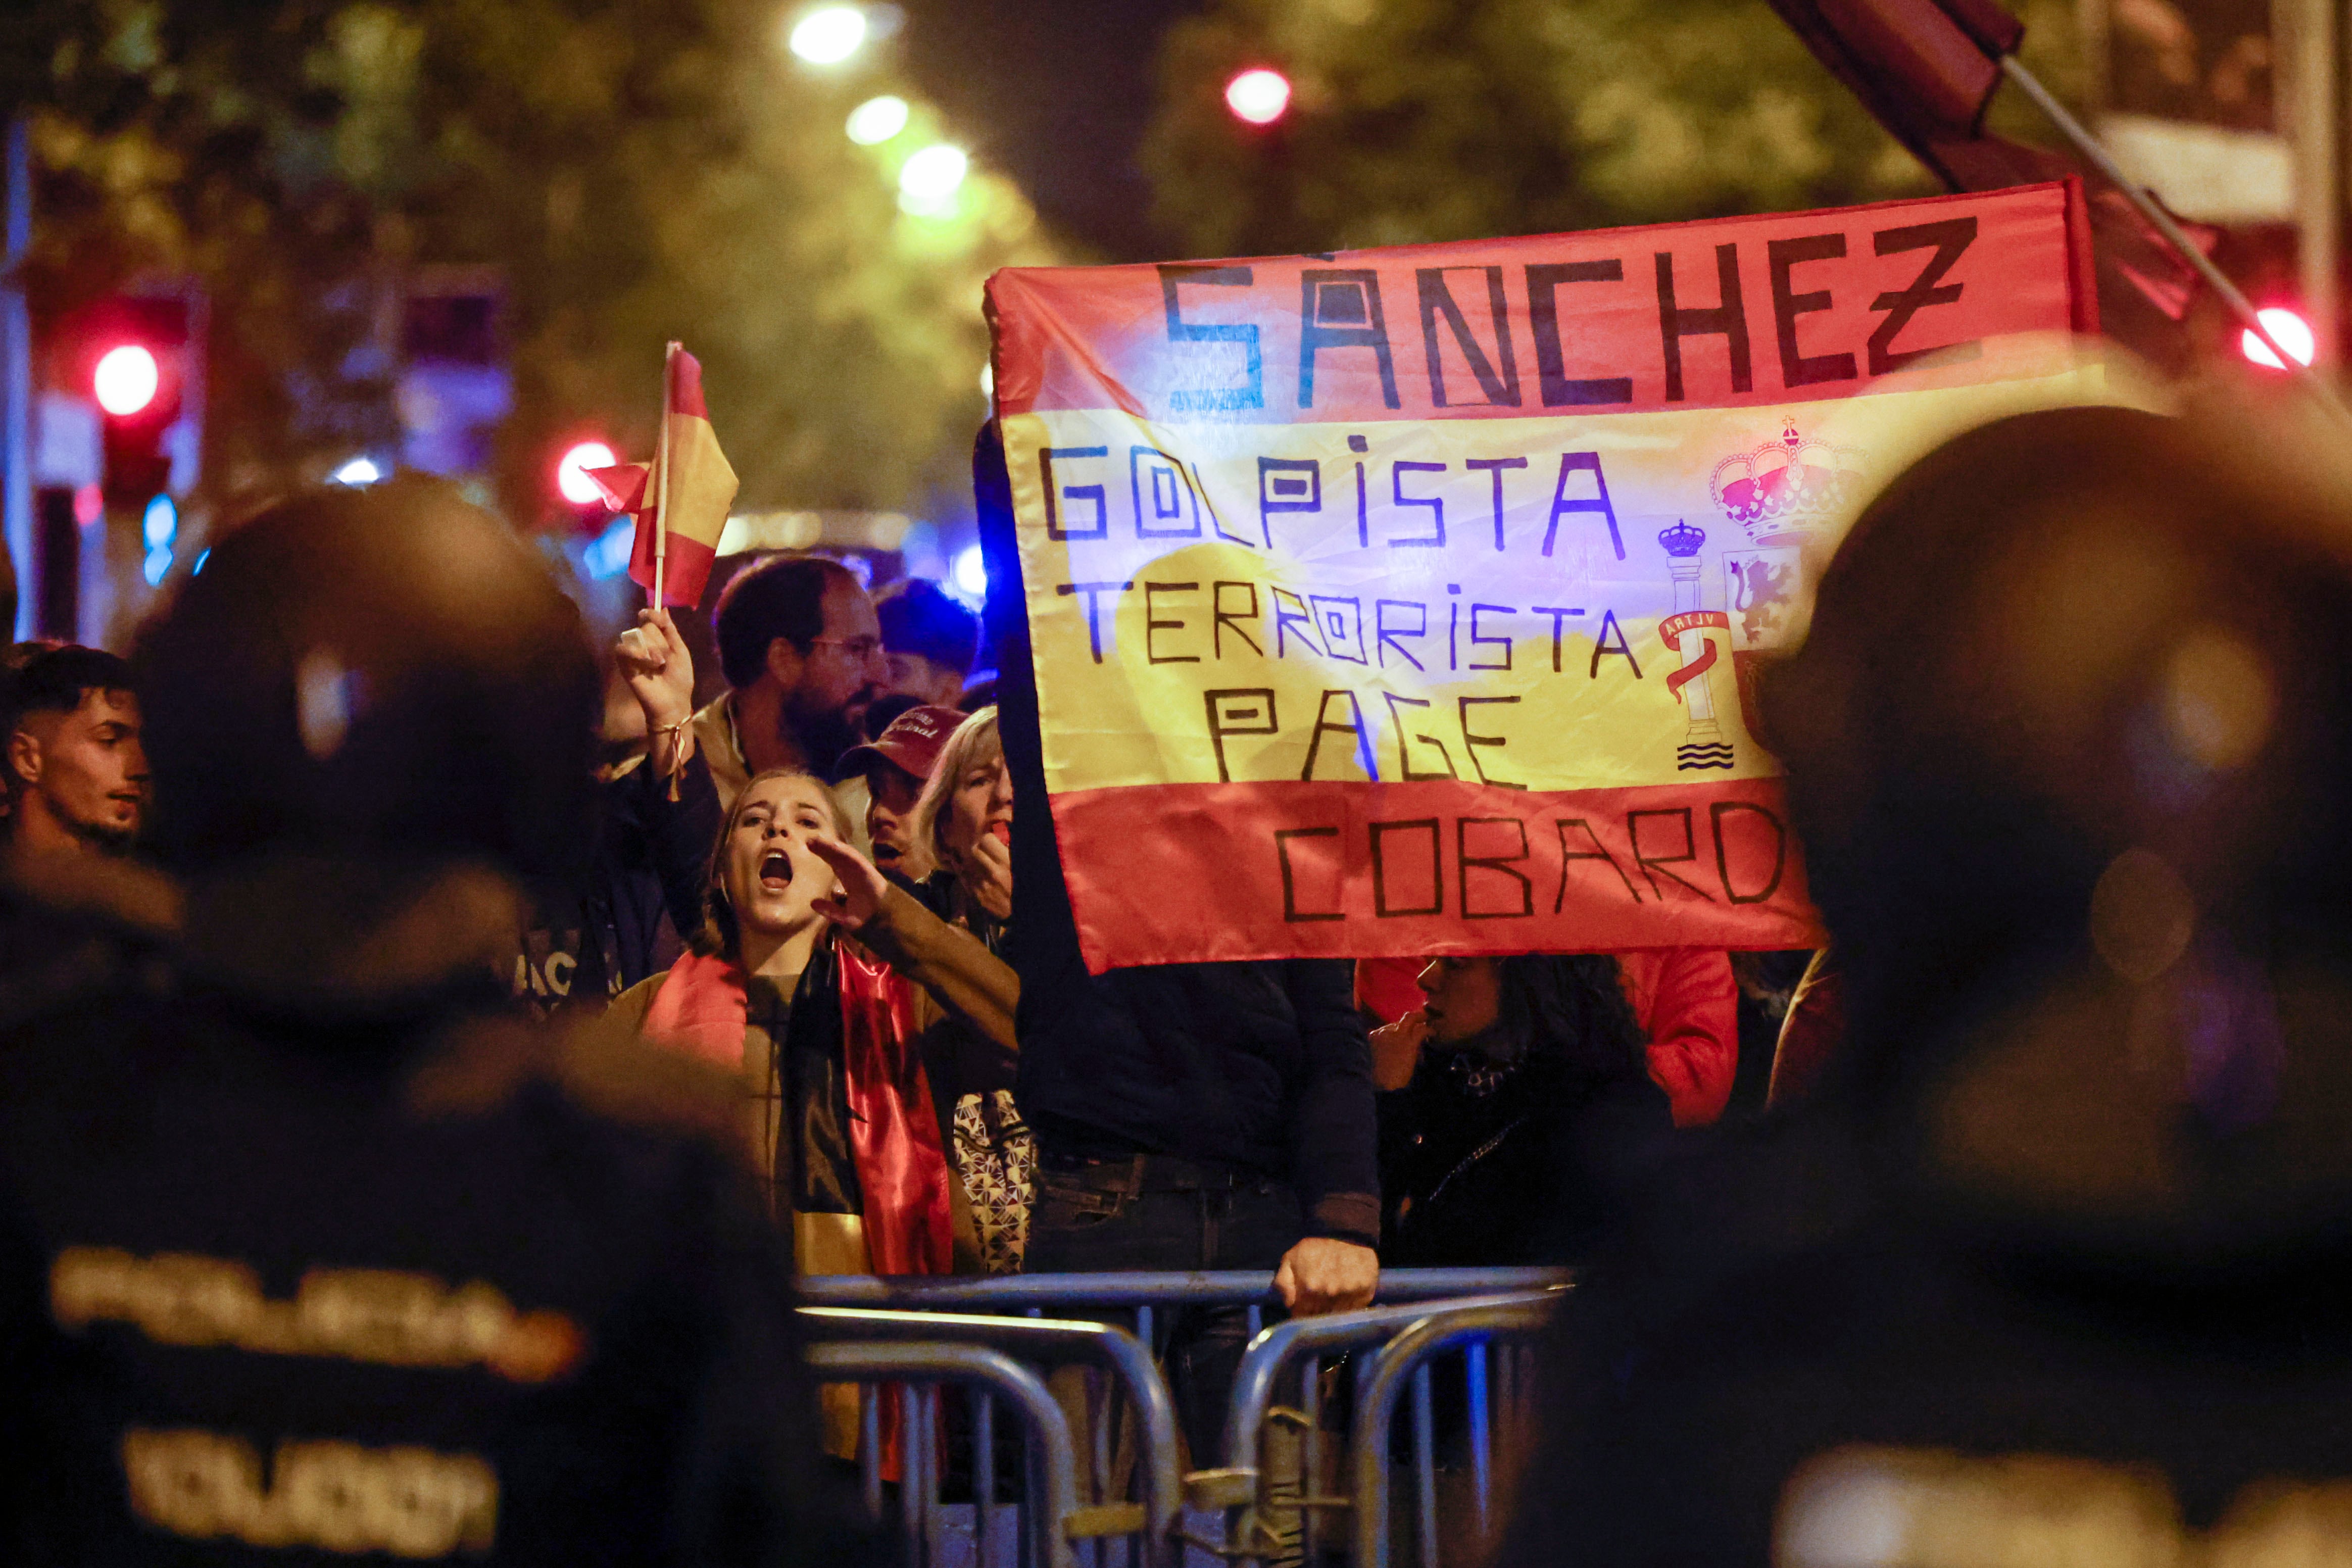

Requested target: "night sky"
[{"left": 899, "top": 0, "right": 1208, "bottom": 263}]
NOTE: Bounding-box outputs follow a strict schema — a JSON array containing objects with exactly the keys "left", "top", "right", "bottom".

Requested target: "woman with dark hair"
[{"left": 1370, "top": 954, "right": 1673, "bottom": 1266}]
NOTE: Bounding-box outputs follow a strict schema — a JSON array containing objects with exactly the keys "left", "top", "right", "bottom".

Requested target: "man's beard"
[
  {"left": 781, "top": 696, "right": 866, "bottom": 780},
  {"left": 70, "top": 812, "right": 138, "bottom": 855}
]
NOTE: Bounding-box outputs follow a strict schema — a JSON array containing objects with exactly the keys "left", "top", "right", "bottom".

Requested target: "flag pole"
[{"left": 653, "top": 340, "right": 680, "bottom": 607}]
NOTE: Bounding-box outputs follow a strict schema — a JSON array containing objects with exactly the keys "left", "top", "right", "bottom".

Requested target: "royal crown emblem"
[
  {"left": 1709, "top": 418, "right": 1865, "bottom": 547},
  {"left": 1657, "top": 519, "right": 1707, "bottom": 558}
]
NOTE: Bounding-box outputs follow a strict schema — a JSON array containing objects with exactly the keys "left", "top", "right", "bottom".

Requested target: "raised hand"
[
  {"left": 806, "top": 833, "right": 890, "bottom": 933},
  {"left": 615, "top": 609, "right": 697, "bottom": 775}
]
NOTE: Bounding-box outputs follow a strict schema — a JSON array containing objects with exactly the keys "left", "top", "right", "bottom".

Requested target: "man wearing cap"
[{"left": 840, "top": 703, "right": 960, "bottom": 890}]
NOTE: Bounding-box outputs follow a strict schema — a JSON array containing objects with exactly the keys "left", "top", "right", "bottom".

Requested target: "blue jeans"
[{"left": 1025, "top": 1156, "right": 1304, "bottom": 1472}]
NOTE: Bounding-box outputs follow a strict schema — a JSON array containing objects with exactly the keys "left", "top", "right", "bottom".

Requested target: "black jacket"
[
  {"left": 1379, "top": 1054, "right": 1671, "bottom": 1267},
  {"left": 1496, "top": 949, "right": 2352, "bottom": 1568},
  {"left": 0, "top": 860, "right": 866, "bottom": 1566},
  {"left": 517, "top": 749, "right": 721, "bottom": 1020},
  {"left": 972, "top": 423, "right": 1379, "bottom": 1248}
]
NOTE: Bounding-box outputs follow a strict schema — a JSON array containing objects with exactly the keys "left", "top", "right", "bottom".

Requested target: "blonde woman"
[
  {"left": 601, "top": 767, "right": 897, "bottom": 1277},
  {"left": 910, "top": 707, "right": 1013, "bottom": 939}
]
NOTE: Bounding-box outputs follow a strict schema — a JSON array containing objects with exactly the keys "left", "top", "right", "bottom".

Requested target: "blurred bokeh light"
[
  {"left": 94, "top": 345, "right": 160, "bottom": 417},
  {"left": 789, "top": 5, "right": 869, "bottom": 66},
  {"left": 847, "top": 95, "right": 910, "bottom": 144},
  {"left": 2242, "top": 307, "right": 2316, "bottom": 369},
  {"left": 1223, "top": 68, "right": 1292, "bottom": 126},
  {"left": 556, "top": 440, "right": 617, "bottom": 505},
  {"left": 899, "top": 144, "right": 969, "bottom": 214}
]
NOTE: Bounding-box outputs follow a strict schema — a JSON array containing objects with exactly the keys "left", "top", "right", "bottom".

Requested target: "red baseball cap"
[{"left": 840, "top": 704, "right": 963, "bottom": 785}]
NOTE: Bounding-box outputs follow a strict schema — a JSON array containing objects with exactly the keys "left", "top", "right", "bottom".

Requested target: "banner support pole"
[{"left": 1999, "top": 54, "right": 2352, "bottom": 425}]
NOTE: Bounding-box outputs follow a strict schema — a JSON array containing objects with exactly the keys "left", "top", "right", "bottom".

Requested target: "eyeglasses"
[{"left": 808, "top": 635, "right": 884, "bottom": 662}]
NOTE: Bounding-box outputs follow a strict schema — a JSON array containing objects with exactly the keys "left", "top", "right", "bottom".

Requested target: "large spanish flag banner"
[{"left": 987, "top": 182, "right": 2102, "bottom": 973}]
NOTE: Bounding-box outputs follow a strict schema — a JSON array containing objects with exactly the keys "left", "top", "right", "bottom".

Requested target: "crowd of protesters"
[{"left": 8, "top": 393, "right": 2350, "bottom": 1562}]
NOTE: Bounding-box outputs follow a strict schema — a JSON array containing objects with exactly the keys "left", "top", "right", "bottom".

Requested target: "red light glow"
[
  {"left": 1225, "top": 68, "right": 1292, "bottom": 126},
  {"left": 2242, "top": 307, "right": 2317, "bottom": 370},
  {"left": 93, "top": 345, "right": 160, "bottom": 417},
  {"left": 557, "top": 440, "right": 618, "bottom": 505}
]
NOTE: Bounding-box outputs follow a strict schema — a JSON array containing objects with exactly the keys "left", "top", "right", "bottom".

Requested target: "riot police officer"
[{"left": 0, "top": 478, "right": 868, "bottom": 1564}]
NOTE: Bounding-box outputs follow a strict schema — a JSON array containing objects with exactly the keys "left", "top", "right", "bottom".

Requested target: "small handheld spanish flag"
[{"left": 585, "top": 343, "right": 739, "bottom": 610}]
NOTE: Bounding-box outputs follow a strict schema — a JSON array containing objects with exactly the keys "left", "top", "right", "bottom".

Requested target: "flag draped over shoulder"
[{"left": 585, "top": 346, "right": 740, "bottom": 610}]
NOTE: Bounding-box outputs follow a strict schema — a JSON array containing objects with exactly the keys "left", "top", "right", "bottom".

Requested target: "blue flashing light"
[
  {"left": 193, "top": 548, "right": 211, "bottom": 575},
  {"left": 142, "top": 546, "right": 173, "bottom": 587},
  {"left": 142, "top": 494, "right": 178, "bottom": 550},
  {"left": 952, "top": 543, "right": 988, "bottom": 599},
  {"left": 583, "top": 515, "right": 635, "bottom": 581}
]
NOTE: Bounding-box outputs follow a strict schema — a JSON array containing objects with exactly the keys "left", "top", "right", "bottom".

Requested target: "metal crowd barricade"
[
  {"left": 799, "top": 1270, "right": 1570, "bottom": 1568},
  {"left": 1197, "top": 1291, "right": 1563, "bottom": 1566},
  {"left": 799, "top": 1267, "right": 1566, "bottom": 1363},
  {"left": 807, "top": 1340, "right": 1083, "bottom": 1568},
  {"left": 803, "top": 1307, "right": 1182, "bottom": 1568},
  {"left": 1348, "top": 1299, "right": 1556, "bottom": 1568}
]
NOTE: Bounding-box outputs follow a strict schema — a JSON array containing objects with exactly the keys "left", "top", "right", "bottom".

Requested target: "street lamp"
[
  {"left": 789, "top": 4, "right": 869, "bottom": 65},
  {"left": 846, "top": 95, "right": 910, "bottom": 144},
  {"left": 898, "top": 144, "right": 968, "bottom": 215}
]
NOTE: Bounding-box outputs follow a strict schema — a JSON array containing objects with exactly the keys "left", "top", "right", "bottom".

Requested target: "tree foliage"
[
  {"left": 7, "top": 0, "right": 1049, "bottom": 519},
  {"left": 1143, "top": 0, "right": 2083, "bottom": 259}
]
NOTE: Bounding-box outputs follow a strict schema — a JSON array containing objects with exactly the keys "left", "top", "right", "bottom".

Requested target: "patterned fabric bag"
[{"left": 951, "top": 1090, "right": 1036, "bottom": 1276}]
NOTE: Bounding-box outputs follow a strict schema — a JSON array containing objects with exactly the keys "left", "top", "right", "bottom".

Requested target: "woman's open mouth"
[{"left": 759, "top": 851, "right": 793, "bottom": 890}]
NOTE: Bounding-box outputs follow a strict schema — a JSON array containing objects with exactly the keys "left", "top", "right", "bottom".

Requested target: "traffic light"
[
  {"left": 85, "top": 296, "right": 190, "bottom": 511},
  {"left": 1224, "top": 68, "right": 1292, "bottom": 126},
  {"left": 557, "top": 440, "right": 616, "bottom": 505},
  {"left": 140, "top": 494, "right": 178, "bottom": 586},
  {"left": 553, "top": 438, "right": 621, "bottom": 533},
  {"left": 93, "top": 346, "right": 159, "bottom": 416},
  {"left": 2241, "top": 306, "right": 2317, "bottom": 369}
]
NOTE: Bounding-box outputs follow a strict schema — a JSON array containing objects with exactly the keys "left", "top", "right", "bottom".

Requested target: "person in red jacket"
[
  {"left": 1359, "top": 948, "right": 1739, "bottom": 1128},
  {"left": 1614, "top": 949, "right": 1739, "bottom": 1126}
]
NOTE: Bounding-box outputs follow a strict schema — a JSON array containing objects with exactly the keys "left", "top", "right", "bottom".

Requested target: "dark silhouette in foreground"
[{"left": 1501, "top": 405, "right": 2352, "bottom": 1565}]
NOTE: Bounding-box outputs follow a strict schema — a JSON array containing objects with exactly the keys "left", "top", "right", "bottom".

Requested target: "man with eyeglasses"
[{"left": 690, "top": 554, "right": 890, "bottom": 840}]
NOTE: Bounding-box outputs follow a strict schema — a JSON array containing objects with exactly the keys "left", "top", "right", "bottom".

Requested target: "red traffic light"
[
  {"left": 2241, "top": 307, "right": 2317, "bottom": 370},
  {"left": 557, "top": 440, "right": 618, "bottom": 505},
  {"left": 94, "top": 345, "right": 160, "bottom": 417},
  {"left": 1224, "top": 68, "right": 1292, "bottom": 126}
]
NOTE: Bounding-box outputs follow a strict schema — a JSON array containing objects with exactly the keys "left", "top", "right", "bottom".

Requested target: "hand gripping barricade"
[{"left": 798, "top": 1269, "right": 1567, "bottom": 1568}]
